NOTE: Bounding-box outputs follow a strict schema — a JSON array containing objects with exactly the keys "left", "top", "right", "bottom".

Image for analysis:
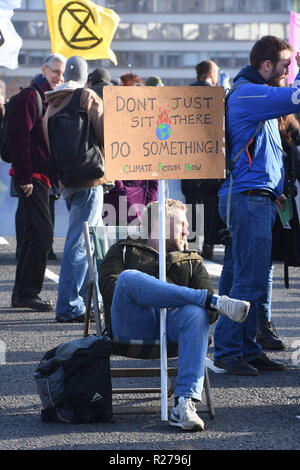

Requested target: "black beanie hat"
[{"left": 90, "top": 68, "right": 111, "bottom": 85}]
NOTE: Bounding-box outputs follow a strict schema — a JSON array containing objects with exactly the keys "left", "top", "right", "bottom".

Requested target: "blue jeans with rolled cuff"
[{"left": 111, "top": 269, "right": 210, "bottom": 401}]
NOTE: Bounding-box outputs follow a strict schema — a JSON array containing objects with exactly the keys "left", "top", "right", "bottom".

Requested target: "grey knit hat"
[{"left": 64, "top": 56, "right": 88, "bottom": 85}]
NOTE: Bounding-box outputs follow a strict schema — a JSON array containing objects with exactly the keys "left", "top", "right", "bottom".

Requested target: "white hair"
[{"left": 43, "top": 53, "right": 66, "bottom": 66}]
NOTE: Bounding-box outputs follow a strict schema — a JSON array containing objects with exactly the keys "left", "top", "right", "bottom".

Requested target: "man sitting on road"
[{"left": 98, "top": 198, "right": 250, "bottom": 432}]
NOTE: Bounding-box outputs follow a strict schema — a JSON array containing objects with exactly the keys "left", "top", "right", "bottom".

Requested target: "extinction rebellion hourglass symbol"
[{"left": 58, "top": 1, "right": 103, "bottom": 50}]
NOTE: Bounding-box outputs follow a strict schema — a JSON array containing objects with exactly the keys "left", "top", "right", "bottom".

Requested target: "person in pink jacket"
[{"left": 103, "top": 179, "right": 158, "bottom": 225}]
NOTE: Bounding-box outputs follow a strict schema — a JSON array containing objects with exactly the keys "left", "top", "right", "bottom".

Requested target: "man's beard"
[
  {"left": 268, "top": 75, "right": 287, "bottom": 87},
  {"left": 267, "top": 65, "right": 287, "bottom": 86}
]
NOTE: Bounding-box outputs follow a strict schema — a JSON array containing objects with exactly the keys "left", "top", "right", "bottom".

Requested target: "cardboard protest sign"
[{"left": 103, "top": 86, "right": 225, "bottom": 180}]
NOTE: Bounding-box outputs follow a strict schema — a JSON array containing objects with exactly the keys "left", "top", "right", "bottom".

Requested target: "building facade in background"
[{"left": 1, "top": 0, "right": 300, "bottom": 98}]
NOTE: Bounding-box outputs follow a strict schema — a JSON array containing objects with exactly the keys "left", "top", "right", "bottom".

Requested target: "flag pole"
[{"left": 158, "top": 179, "right": 168, "bottom": 421}]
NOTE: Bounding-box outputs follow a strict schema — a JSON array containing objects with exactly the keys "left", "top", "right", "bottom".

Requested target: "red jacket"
[{"left": 8, "top": 74, "right": 51, "bottom": 186}]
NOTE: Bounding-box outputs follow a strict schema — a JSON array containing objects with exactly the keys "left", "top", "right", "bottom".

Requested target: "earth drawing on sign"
[{"left": 156, "top": 109, "right": 171, "bottom": 141}]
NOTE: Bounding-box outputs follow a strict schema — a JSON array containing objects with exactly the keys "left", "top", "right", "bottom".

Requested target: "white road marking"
[
  {"left": 45, "top": 268, "right": 59, "bottom": 284},
  {"left": 203, "top": 260, "right": 223, "bottom": 277}
]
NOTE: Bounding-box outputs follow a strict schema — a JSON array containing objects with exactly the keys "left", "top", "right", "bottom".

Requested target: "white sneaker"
[
  {"left": 215, "top": 295, "right": 250, "bottom": 323},
  {"left": 170, "top": 397, "right": 204, "bottom": 432}
]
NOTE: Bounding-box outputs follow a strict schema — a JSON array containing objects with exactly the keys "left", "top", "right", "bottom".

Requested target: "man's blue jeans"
[
  {"left": 214, "top": 193, "right": 276, "bottom": 362},
  {"left": 219, "top": 238, "right": 274, "bottom": 331},
  {"left": 56, "top": 186, "right": 103, "bottom": 321},
  {"left": 258, "top": 266, "right": 273, "bottom": 324},
  {"left": 111, "top": 270, "right": 210, "bottom": 401}
]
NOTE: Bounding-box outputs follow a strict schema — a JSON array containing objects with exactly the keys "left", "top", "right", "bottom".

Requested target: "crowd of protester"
[{"left": 2, "top": 34, "right": 300, "bottom": 431}]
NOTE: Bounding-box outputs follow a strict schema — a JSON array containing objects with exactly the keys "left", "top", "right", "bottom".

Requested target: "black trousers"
[
  {"left": 13, "top": 177, "right": 53, "bottom": 298},
  {"left": 185, "top": 195, "right": 225, "bottom": 245},
  {"left": 203, "top": 197, "right": 224, "bottom": 245},
  {"left": 15, "top": 194, "right": 56, "bottom": 259}
]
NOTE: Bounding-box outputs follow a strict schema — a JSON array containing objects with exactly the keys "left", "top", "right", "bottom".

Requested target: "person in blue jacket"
[{"left": 213, "top": 35, "right": 300, "bottom": 375}]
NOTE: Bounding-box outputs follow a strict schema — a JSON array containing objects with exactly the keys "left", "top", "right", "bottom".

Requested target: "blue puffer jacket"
[{"left": 219, "top": 65, "right": 300, "bottom": 199}]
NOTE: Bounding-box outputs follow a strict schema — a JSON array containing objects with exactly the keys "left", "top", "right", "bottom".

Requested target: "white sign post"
[{"left": 158, "top": 179, "right": 168, "bottom": 421}]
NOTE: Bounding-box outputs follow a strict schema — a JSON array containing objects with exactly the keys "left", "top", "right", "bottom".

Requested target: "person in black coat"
[
  {"left": 181, "top": 60, "right": 225, "bottom": 259},
  {"left": 87, "top": 68, "right": 113, "bottom": 99}
]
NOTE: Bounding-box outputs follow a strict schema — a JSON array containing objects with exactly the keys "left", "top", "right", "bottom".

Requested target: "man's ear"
[
  {"left": 261, "top": 59, "right": 274, "bottom": 74},
  {"left": 266, "top": 59, "right": 273, "bottom": 70},
  {"left": 258, "top": 59, "right": 275, "bottom": 81}
]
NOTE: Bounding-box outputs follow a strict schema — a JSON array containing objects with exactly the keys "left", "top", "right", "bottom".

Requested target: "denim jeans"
[
  {"left": 111, "top": 269, "right": 210, "bottom": 400},
  {"left": 56, "top": 185, "right": 103, "bottom": 321},
  {"left": 214, "top": 193, "right": 276, "bottom": 362},
  {"left": 219, "top": 239, "right": 274, "bottom": 329},
  {"left": 258, "top": 266, "right": 273, "bottom": 324}
]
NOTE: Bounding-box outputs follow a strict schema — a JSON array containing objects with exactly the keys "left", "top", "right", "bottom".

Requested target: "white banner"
[{"left": 0, "top": 5, "right": 22, "bottom": 69}]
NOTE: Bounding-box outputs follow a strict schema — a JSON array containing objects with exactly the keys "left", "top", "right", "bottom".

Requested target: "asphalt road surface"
[{"left": 0, "top": 236, "right": 299, "bottom": 453}]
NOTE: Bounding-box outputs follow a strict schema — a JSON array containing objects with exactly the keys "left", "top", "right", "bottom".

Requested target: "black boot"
[
  {"left": 256, "top": 320, "right": 286, "bottom": 350},
  {"left": 201, "top": 244, "right": 214, "bottom": 260}
]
